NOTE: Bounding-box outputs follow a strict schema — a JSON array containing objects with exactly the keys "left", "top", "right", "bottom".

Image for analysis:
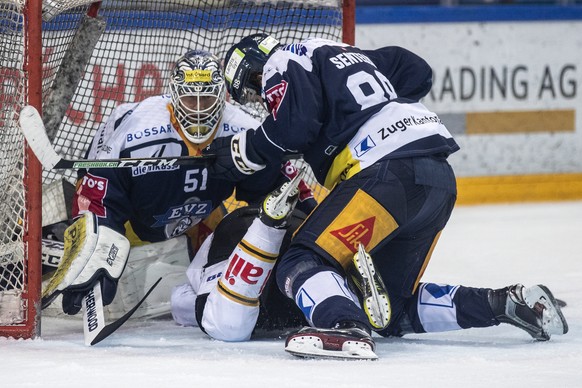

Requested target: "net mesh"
[
  {"left": 43, "top": 0, "right": 342, "bottom": 186},
  {"left": 0, "top": 0, "right": 27, "bottom": 329},
  {"left": 0, "top": 0, "right": 342, "bottom": 335}
]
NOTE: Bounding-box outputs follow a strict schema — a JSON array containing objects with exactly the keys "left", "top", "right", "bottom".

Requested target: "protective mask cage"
[{"left": 170, "top": 69, "right": 226, "bottom": 144}]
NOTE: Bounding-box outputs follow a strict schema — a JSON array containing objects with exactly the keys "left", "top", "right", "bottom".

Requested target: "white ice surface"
[{"left": 2, "top": 201, "right": 581, "bottom": 387}]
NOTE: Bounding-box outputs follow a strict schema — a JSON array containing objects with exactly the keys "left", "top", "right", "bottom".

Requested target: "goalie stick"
[
  {"left": 83, "top": 277, "right": 162, "bottom": 346},
  {"left": 43, "top": 3, "right": 105, "bottom": 140},
  {"left": 19, "top": 105, "right": 213, "bottom": 170}
]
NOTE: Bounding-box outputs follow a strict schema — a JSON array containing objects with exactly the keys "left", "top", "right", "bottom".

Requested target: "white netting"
[
  {"left": 40, "top": 0, "right": 339, "bottom": 199},
  {"left": 1, "top": 0, "right": 343, "bottom": 336},
  {"left": 0, "top": 0, "right": 27, "bottom": 329}
]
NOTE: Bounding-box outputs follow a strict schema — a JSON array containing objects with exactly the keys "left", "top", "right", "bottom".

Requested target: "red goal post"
[
  {"left": 0, "top": 0, "right": 43, "bottom": 340},
  {"left": 0, "top": 0, "right": 355, "bottom": 339}
]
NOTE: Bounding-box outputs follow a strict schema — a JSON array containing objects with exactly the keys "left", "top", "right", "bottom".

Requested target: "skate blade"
[
  {"left": 363, "top": 294, "right": 391, "bottom": 329},
  {"left": 285, "top": 335, "right": 378, "bottom": 360},
  {"left": 524, "top": 285, "right": 569, "bottom": 336},
  {"left": 354, "top": 244, "right": 391, "bottom": 329}
]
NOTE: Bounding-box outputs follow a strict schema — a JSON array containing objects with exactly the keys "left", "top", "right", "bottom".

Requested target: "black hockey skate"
[
  {"left": 285, "top": 321, "right": 377, "bottom": 360},
  {"left": 488, "top": 284, "right": 568, "bottom": 341},
  {"left": 346, "top": 243, "right": 391, "bottom": 330},
  {"left": 259, "top": 167, "right": 304, "bottom": 229}
]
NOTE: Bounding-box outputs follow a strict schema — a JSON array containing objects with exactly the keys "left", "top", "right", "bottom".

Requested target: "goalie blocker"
[{"left": 43, "top": 212, "right": 131, "bottom": 314}]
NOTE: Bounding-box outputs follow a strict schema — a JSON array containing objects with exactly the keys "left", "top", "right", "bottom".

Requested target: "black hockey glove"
[
  {"left": 206, "top": 132, "right": 265, "bottom": 182},
  {"left": 61, "top": 275, "right": 119, "bottom": 315}
]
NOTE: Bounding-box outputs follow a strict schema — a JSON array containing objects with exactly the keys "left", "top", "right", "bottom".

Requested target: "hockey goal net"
[{"left": 0, "top": 0, "right": 352, "bottom": 339}]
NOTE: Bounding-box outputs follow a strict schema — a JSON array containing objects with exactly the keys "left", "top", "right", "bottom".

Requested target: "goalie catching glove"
[{"left": 42, "top": 212, "right": 130, "bottom": 315}]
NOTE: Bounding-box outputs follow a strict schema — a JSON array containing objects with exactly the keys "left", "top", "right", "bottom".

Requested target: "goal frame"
[
  {"left": 0, "top": 0, "right": 44, "bottom": 340},
  {"left": 1, "top": 0, "right": 355, "bottom": 340}
]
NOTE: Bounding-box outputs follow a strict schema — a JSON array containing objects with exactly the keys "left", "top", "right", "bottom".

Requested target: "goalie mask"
[
  {"left": 224, "top": 33, "right": 281, "bottom": 106},
  {"left": 170, "top": 50, "right": 226, "bottom": 144}
]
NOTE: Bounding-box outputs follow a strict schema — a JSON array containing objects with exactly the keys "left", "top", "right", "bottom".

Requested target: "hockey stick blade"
[
  {"left": 83, "top": 282, "right": 106, "bottom": 346},
  {"left": 41, "top": 289, "right": 62, "bottom": 310},
  {"left": 19, "top": 105, "right": 62, "bottom": 169},
  {"left": 19, "top": 105, "right": 214, "bottom": 169},
  {"left": 89, "top": 277, "right": 163, "bottom": 346}
]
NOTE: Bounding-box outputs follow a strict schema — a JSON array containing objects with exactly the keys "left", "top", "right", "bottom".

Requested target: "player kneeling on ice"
[
  {"left": 205, "top": 33, "right": 569, "bottom": 359},
  {"left": 171, "top": 168, "right": 315, "bottom": 341},
  {"left": 40, "top": 49, "right": 314, "bottom": 342}
]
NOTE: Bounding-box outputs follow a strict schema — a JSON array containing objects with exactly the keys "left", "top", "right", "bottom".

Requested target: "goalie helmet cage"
[{"left": 0, "top": 0, "right": 354, "bottom": 339}]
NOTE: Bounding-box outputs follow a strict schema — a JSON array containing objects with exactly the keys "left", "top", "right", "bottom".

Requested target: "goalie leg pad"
[
  {"left": 43, "top": 213, "right": 100, "bottom": 300},
  {"left": 106, "top": 236, "right": 190, "bottom": 320}
]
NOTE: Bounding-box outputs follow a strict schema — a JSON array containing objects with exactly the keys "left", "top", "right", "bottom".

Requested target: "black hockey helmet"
[{"left": 224, "top": 33, "right": 281, "bottom": 105}]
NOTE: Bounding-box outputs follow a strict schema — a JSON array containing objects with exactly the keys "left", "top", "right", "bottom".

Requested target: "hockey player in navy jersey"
[
  {"left": 42, "top": 50, "right": 302, "bottom": 320},
  {"left": 207, "top": 34, "right": 568, "bottom": 359}
]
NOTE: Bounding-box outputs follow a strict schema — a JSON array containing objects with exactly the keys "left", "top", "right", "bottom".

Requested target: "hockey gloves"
[
  {"left": 206, "top": 132, "right": 265, "bottom": 182},
  {"left": 42, "top": 212, "right": 130, "bottom": 315},
  {"left": 280, "top": 160, "right": 318, "bottom": 214}
]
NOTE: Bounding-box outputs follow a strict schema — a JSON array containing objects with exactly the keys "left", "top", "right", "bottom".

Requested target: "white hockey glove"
[
  {"left": 206, "top": 132, "right": 265, "bottom": 182},
  {"left": 42, "top": 212, "right": 130, "bottom": 315},
  {"left": 281, "top": 160, "right": 314, "bottom": 203},
  {"left": 281, "top": 160, "right": 318, "bottom": 214}
]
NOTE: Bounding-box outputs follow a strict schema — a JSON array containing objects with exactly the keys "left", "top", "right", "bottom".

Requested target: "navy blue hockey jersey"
[
  {"left": 246, "top": 38, "right": 459, "bottom": 189},
  {"left": 72, "top": 95, "right": 261, "bottom": 244}
]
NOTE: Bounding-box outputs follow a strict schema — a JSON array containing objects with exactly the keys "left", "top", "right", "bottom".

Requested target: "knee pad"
[{"left": 276, "top": 245, "right": 325, "bottom": 300}]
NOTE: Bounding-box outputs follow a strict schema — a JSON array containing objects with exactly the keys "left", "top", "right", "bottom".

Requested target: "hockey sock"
[
  {"left": 294, "top": 269, "right": 368, "bottom": 329},
  {"left": 413, "top": 283, "right": 494, "bottom": 333},
  {"left": 217, "top": 218, "right": 286, "bottom": 305}
]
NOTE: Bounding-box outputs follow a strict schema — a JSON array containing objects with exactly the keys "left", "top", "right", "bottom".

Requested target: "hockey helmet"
[
  {"left": 169, "top": 50, "right": 226, "bottom": 144},
  {"left": 224, "top": 33, "right": 281, "bottom": 105}
]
